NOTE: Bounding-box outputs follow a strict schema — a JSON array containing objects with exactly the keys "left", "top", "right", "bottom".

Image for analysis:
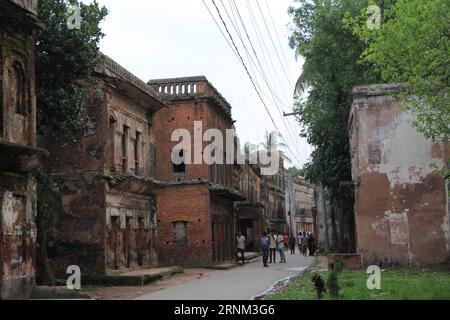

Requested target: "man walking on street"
[
  {"left": 277, "top": 232, "right": 287, "bottom": 263},
  {"left": 269, "top": 231, "right": 277, "bottom": 264},
  {"left": 289, "top": 234, "right": 296, "bottom": 255},
  {"left": 236, "top": 232, "right": 246, "bottom": 266},
  {"left": 260, "top": 232, "right": 270, "bottom": 267},
  {"left": 308, "top": 233, "right": 316, "bottom": 257},
  {"left": 301, "top": 232, "right": 308, "bottom": 256},
  {"left": 297, "top": 232, "right": 302, "bottom": 253}
]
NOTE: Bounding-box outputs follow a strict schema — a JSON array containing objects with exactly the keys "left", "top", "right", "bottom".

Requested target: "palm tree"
[
  {"left": 244, "top": 142, "right": 258, "bottom": 155},
  {"left": 259, "top": 130, "right": 291, "bottom": 163}
]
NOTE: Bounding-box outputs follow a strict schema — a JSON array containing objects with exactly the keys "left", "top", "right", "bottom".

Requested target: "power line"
[
  {"left": 244, "top": 0, "right": 292, "bottom": 104},
  {"left": 203, "top": 0, "right": 308, "bottom": 166},
  {"left": 212, "top": 0, "right": 308, "bottom": 166},
  {"left": 264, "top": 0, "right": 293, "bottom": 82},
  {"left": 201, "top": 0, "right": 241, "bottom": 62},
  {"left": 225, "top": 0, "right": 307, "bottom": 165},
  {"left": 228, "top": 0, "right": 309, "bottom": 164},
  {"left": 254, "top": 0, "right": 295, "bottom": 90},
  {"left": 255, "top": 0, "right": 311, "bottom": 161},
  {"left": 208, "top": 0, "right": 304, "bottom": 167}
]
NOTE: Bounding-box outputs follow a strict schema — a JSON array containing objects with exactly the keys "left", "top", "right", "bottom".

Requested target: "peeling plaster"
[
  {"left": 367, "top": 112, "right": 445, "bottom": 188},
  {"left": 388, "top": 211, "right": 410, "bottom": 246},
  {"left": 371, "top": 210, "right": 411, "bottom": 246},
  {"left": 351, "top": 85, "right": 449, "bottom": 266},
  {"left": 1, "top": 191, "right": 16, "bottom": 236}
]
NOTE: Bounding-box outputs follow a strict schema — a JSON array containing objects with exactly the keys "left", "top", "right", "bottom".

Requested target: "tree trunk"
[
  {"left": 330, "top": 206, "right": 338, "bottom": 253},
  {"left": 36, "top": 214, "right": 56, "bottom": 286}
]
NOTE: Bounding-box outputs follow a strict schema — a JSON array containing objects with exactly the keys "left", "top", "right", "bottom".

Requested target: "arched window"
[{"left": 9, "top": 61, "right": 27, "bottom": 116}]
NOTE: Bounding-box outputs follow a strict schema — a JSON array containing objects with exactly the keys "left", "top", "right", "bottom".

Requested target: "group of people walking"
[
  {"left": 236, "top": 230, "right": 317, "bottom": 268},
  {"left": 259, "top": 231, "right": 316, "bottom": 267},
  {"left": 293, "top": 231, "right": 316, "bottom": 257}
]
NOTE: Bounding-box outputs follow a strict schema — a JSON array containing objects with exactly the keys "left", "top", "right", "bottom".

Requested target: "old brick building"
[
  {"left": 349, "top": 84, "right": 449, "bottom": 266},
  {"left": 285, "top": 173, "right": 315, "bottom": 236},
  {"left": 261, "top": 154, "right": 287, "bottom": 234},
  {"left": 149, "top": 76, "right": 245, "bottom": 267},
  {"left": 234, "top": 163, "right": 264, "bottom": 251},
  {"left": 46, "top": 55, "right": 166, "bottom": 277},
  {"left": 0, "top": 0, "right": 48, "bottom": 299}
]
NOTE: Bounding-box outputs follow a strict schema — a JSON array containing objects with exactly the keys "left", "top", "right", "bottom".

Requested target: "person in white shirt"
[
  {"left": 269, "top": 231, "right": 277, "bottom": 263},
  {"left": 277, "top": 233, "right": 287, "bottom": 263},
  {"left": 236, "top": 232, "right": 246, "bottom": 266}
]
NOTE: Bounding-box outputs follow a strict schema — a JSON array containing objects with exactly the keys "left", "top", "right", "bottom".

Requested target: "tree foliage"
[
  {"left": 288, "top": 0, "right": 381, "bottom": 202},
  {"left": 347, "top": 0, "right": 450, "bottom": 141},
  {"left": 35, "top": 0, "right": 107, "bottom": 284},
  {"left": 36, "top": 0, "right": 108, "bottom": 140}
]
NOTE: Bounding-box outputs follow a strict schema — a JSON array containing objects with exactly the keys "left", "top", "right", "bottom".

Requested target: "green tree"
[
  {"left": 287, "top": 166, "right": 306, "bottom": 177},
  {"left": 35, "top": 0, "right": 107, "bottom": 285},
  {"left": 36, "top": 0, "right": 108, "bottom": 140},
  {"left": 348, "top": 0, "right": 450, "bottom": 141},
  {"left": 288, "top": 0, "right": 381, "bottom": 251}
]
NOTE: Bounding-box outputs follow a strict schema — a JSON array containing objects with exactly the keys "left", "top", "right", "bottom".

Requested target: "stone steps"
[{"left": 83, "top": 266, "right": 184, "bottom": 287}]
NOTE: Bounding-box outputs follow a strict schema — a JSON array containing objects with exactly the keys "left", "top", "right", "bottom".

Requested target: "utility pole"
[{"left": 283, "top": 111, "right": 301, "bottom": 117}]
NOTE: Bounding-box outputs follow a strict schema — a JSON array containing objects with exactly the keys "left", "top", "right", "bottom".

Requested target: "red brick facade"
[{"left": 149, "top": 76, "right": 244, "bottom": 267}]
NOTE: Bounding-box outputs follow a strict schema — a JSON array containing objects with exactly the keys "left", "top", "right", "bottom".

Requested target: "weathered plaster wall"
[
  {"left": 45, "top": 79, "right": 108, "bottom": 278},
  {"left": 47, "top": 59, "right": 162, "bottom": 277},
  {"left": 350, "top": 84, "right": 449, "bottom": 266},
  {"left": 105, "top": 191, "right": 157, "bottom": 270},
  {"left": 0, "top": 0, "right": 42, "bottom": 299},
  {"left": 0, "top": 175, "right": 36, "bottom": 299}
]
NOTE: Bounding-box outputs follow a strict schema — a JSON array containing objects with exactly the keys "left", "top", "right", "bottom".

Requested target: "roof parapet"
[
  {"left": 95, "top": 54, "right": 167, "bottom": 110},
  {"left": 352, "top": 83, "right": 406, "bottom": 99},
  {"left": 147, "top": 76, "right": 233, "bottom": 120}
]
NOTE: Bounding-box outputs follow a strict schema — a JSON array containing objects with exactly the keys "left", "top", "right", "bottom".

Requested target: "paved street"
[{"left": 135, "top": 252, "right": 315, "bottom": 300}]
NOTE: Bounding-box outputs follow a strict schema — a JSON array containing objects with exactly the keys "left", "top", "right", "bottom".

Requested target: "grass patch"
[{"left": 265, "top": 268, "right": 450, "bottom": 300}]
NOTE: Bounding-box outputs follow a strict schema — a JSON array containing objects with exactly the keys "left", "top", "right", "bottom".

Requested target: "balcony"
[
  {"left": 9, "top": 0, "right": 38, "bottom": 15},
  {"left": 0, "top": 138, "right": 48, "bottom": 173}
]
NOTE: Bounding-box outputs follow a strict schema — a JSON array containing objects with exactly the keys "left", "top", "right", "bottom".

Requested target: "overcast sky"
[{"left": 81, "top": 0, "right": 312, "bottom": 167}]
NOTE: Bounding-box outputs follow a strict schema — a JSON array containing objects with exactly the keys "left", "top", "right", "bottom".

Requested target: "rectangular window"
[
  {"left": 122, "top": 125, "right": 129, "bottom": 174},
  {"left": 172, "top": 149, "right": 186, "bottom": 174},
  {"left": 173, "top": 221, "right": 188, "bottom": 245},
  {"left": 134, "top": 131, "right": 142, "bottom": 175}
]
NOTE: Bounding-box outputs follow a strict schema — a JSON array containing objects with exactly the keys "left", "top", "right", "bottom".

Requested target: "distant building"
[
  {"left": 45, "top": 55, "right": 166, "bottom": 277},
  {"left": 148, "top": 76, "right": 245, "bottom": 267},
  {"left": 0, "top": 0, "right": 47, "bottom": 299},
  {"left": 261, "top": 154, "right": 287, "bottom": 234},
  {"left": 285, "top": 173, "right": 315, "bottom": 236},
  {"left": 349, "top": 84, "right": 449, "bottom": 266},
  {"left": 234, "top": 163, "right": 264, "bottom": 251}
]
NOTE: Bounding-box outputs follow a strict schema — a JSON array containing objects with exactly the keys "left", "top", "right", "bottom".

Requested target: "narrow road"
[{"left": 135, "top": 252, "right": 315, "bottom": 300}]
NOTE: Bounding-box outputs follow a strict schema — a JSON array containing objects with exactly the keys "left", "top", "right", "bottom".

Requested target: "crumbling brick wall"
[
  {"left": 46, "top": 56, "right": 163, "bottom": 277},
  {"left": 0, "top": 0, "right": 45, "bottom": 300},
  {"left": 151, "top": 76, "right": 241, "bottom": 267},
  {"left": 156, "top": 184, "right": 212, "bottom": 267}
]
